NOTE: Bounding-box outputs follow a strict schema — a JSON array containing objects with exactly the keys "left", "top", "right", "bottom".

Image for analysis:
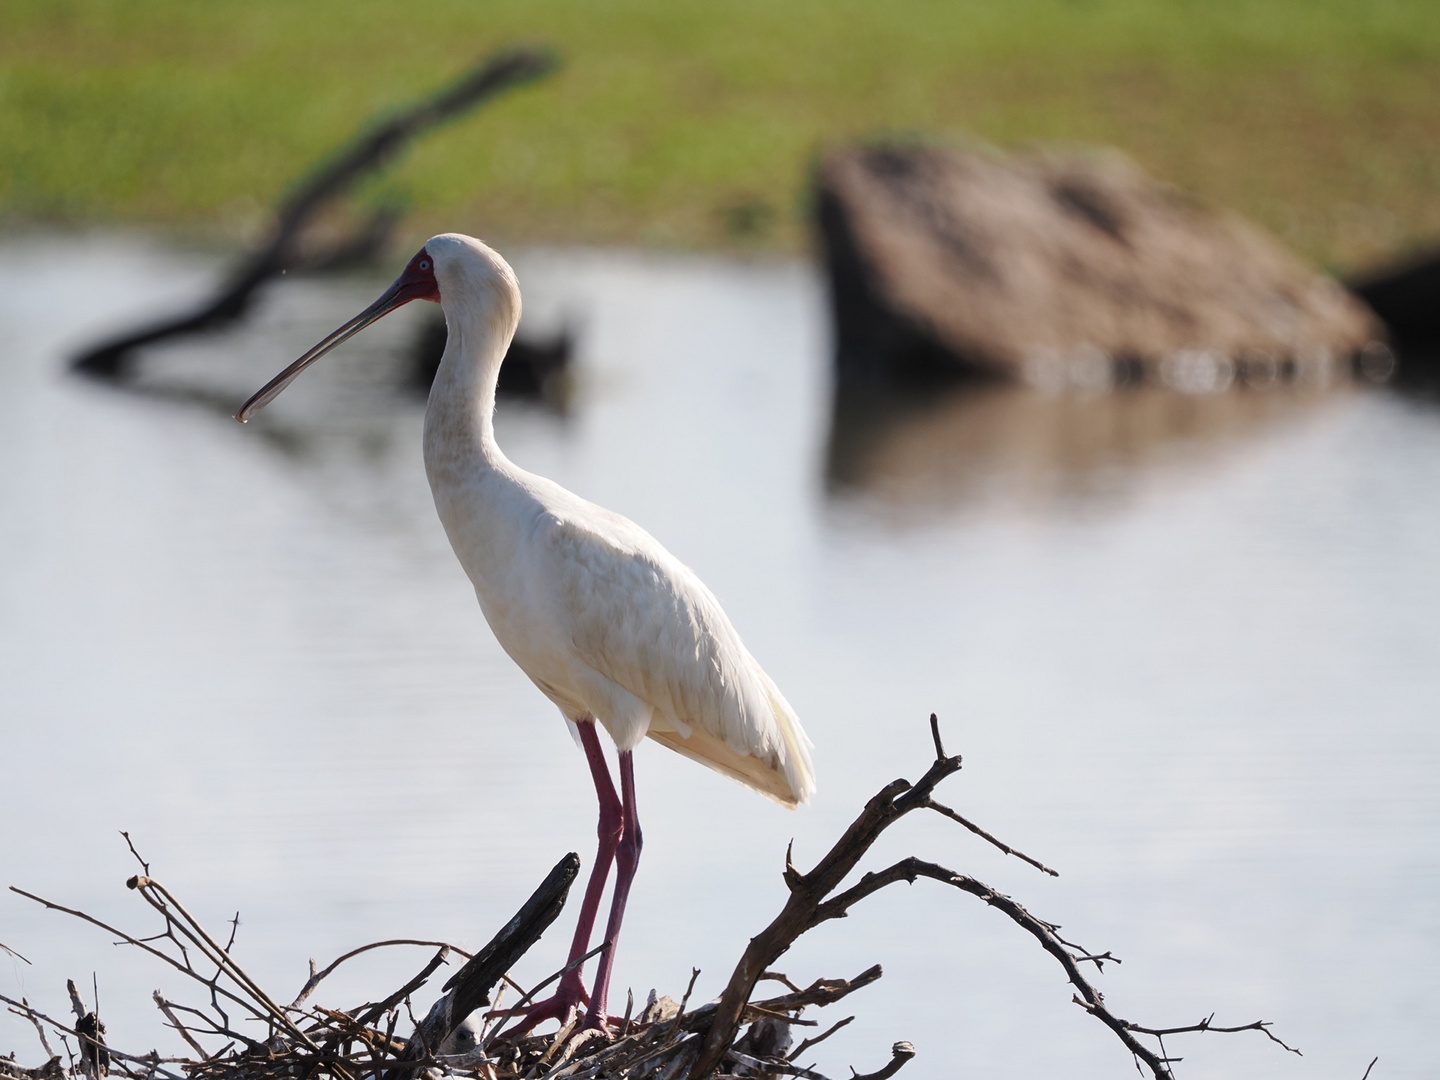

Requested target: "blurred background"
[{"left": 2, "top": 3, "right": 1438, "bottom": 1079}]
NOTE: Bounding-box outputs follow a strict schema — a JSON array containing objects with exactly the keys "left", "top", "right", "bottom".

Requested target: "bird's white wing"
[{"left": 538, "top": 506, "right": 814, "bottom": 806}]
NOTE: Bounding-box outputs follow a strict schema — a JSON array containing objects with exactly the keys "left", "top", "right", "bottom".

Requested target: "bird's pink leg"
[
  {"left": 584, "top": 748, "right": 643, "bottom": 1030},
  {"left": 507, "top": 719, "right": 621, "bottom": 1033}
]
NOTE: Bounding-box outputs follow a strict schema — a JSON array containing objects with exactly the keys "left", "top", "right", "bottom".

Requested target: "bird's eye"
[{"left": 419, "top": 259, "right": 431, "bottom": 271}]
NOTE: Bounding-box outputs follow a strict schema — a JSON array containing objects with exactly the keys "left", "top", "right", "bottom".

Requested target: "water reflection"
[
  {"left": 826, "top": 378, "right": 1345, "bottom": 513},
  {"left": 3, "top": 234, "right": 1439, "bottom": 1080}
]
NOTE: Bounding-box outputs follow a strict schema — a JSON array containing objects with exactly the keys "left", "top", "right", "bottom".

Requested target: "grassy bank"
[{"left": 3, "top": 0, "right": 1439, "bottom": 270}]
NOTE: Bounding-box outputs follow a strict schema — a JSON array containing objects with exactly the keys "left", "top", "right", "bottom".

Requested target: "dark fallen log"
[
  {"left": 385, "top": 853, "right": 580, "bottom": 1079},
  {"left": 1348, "top": 247, "right": 1440, "bottom": 391},
  {"left": 408, "top": 312, "right": 573, "bottom": 408},
  {"left": 816, "top": 140, "right": 1384, "bottom": 391},
  {"left": 71, "top": 47, "right": 558, "bottom": 379},
  {"left": 1350, "top": 247, "right": 1440, "bottom": 350}
]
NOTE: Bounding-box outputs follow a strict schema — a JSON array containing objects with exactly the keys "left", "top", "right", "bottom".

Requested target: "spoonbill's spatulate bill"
[{"left": 238, "top": 234, "right": 815, "bottom": 1031}]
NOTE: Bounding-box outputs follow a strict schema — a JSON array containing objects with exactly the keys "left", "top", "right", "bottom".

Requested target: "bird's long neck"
[{"left": 423, "top": 295, "right": 516, "bottom": 481}]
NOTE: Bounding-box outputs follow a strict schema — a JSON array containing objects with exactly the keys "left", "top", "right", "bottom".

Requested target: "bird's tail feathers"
[{"left": 756, "top": 668, "right": 816, "bottom": 806}]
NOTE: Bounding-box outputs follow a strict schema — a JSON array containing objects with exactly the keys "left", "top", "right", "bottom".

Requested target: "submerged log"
[
  {"left": 816, "top": 141, "right": 1384, "bottom": 391},
  {"left": 408, "top": 311, "right": 573, "bottom": 409},
  {"left": 1350, "top": 246, "right": 1440, "bottom": 350}
]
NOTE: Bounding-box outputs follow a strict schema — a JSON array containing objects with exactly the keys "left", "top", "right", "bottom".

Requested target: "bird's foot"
[
  {"left": 578, "top": 1008, "right": 620, "bottom": 1035},
  {"left": 497, "top": 977, "right": 590, "bottom": 1039}
]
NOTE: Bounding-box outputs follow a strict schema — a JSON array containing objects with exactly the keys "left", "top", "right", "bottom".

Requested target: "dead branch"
[
  {"left": 64, "top": 981, "right": 107, "bottom": 1080},
  {"left": 4, "top": 716, "right": 1297, "bottom": 1080},
  {"left": 1124, "top": 1014, "right": 1301, "bottom": 1056},
  {"left": 71, "top": 47, "right": 558, "bottom": 378},
  {"left": 0, "top": 998, "right": 184, "bottom": 1080},
  {"left": 153, "top": 994, "right": 209, "bottom": 1060},
  {"left": 387, "top": 852, "right": 580, "bottom": 1076},
  {"left": 787, "top": 1016, "right": 853, "bottom": 1061},
  {"left": 125, "top": 875, "right": 313, "bottom": 1046},
  {"left": 923, "top": 798, "right": 1057, "bottom": 876},
  {"left": 849, "top": 1042, "right": 914, "bottom": 1080},
  {"left": 689, "top": 714, "right": 1295, "bottom": 1080},
  {"left": 8, "top": 887, "right": 268, "bottom": 1030},
  {"left": 294, "top": 941, "right": 476, "bottom": 1010},
  {"left": 692, "top": 717, "right": 967, "bottom": 1077},
  {"left": 21, "top": 998, "right": 59, "bottom": 1061}
]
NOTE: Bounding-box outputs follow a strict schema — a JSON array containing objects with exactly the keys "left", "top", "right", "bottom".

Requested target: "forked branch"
[{"left": 690, "top": 714, "right": 1295, "bottom": 1080}]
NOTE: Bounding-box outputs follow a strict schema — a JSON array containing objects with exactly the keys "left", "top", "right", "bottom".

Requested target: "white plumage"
[
  {"left": 420, "top": 233, "right": 813, "bottom": 805},
  {"left": 239, "top": 232, "right": 814, "bottom": 1031}
]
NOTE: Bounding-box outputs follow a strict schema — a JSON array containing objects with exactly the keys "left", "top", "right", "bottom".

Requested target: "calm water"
[{"left": 2, "top": 233, "right": 1438, "bottom": 1079}]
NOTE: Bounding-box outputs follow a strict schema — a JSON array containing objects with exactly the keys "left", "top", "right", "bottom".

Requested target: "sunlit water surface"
[{"left": 2, "top": 233, "right": 1438, "bottom": 1079}]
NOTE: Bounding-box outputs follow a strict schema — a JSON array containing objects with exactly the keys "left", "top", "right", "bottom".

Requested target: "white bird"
[{"left": 238, "top": 234, "right": 815, "bottom": 1032}]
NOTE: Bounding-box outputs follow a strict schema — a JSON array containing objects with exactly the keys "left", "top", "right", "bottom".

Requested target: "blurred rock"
[{"left": 815, "top": 141, "right": 1384, "bottom": 389}]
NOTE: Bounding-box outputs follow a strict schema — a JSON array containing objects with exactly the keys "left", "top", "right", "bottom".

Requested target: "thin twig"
[
  {"left": 119, "top": 833, "right": 150, "bottom": 877},
  {"left": 20, "top": 998, "right": 58, "bottom": 1059},
  {"left": 1125, "top": 1015, "right": 1301, "bottom": 1056},
  {"left": 849, "top": 1041, "right": 914, "bottom": 1080},
  {"left": 128, "top": 876, "right": 314, "bottom": 1047},
  {"left": 294, "top": 941, "right": 473, "bottom": 1010},
  {"left": 923, "top": 798, "right": 1058, "bottom": 876},
  {"left": 7, "top": 887, "right": 266, "bottom": 1024},
  {"left": 0, "top": 997, "right": 186, "bottom": 1080},
  {"left": 151, "top": 994, "right": 209, "bottom": 1060},
  {"left": 789, "top": 1016, "right": 854, "bottom": 1061}
]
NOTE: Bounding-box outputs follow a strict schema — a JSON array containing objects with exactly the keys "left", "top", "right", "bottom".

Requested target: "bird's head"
[{"left": 236, "top": 233, "right": 519, "bottom": 423}]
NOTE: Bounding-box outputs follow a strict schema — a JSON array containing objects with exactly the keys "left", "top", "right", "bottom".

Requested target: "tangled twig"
[{"left": 5, "top": 715, "right": 1297, "bottom": 1080}]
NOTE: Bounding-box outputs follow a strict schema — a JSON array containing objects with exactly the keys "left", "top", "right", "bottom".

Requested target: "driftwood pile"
[
  {"left": 3, "top": 719, "right": 1298, "bottom": 1080},
  {"left": 817, "top": 141, "right": 1387, "bottom": 390}
]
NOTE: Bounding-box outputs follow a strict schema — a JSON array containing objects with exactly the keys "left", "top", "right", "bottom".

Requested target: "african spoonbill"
[{"left": 237, "top": 234, "right": 815, "bottom": 1031}]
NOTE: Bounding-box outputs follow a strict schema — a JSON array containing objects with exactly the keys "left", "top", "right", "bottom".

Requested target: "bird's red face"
[
  {"left": 236, "top": 246, "right": 441, "bottom": 422},
  {"left": 392, "top": 247, "right": 442, "bottom": 305}
]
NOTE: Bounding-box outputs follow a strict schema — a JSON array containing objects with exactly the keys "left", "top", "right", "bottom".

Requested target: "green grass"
[{"left": 3, "top": 0, "right": 1439, "bottom": 270}]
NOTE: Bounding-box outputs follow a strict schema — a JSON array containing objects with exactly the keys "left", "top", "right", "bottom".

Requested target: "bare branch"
[
  {"left": 20, "top": 998, "right": 57, "bottom": 1059},
  {"left": 691, "top": 730, "right": 961, "bottom": 1078},
  {"left": 8, "top": 887, "right": 267, "bottom": 1024},
  {"left": 293, "top": 940, "right": 474, "bottom": 1010},
  {"left": 119, "top": 833, "right": 150, "bottom": 877},
  {"left": 0, "top": 997, "right": 185, "bottom": 1080},
  {"left": 923, "top": 798, "right": 1058, "bottom": 876},
  {"left": 152, "top": 994, "right": 208, "bottom": 1060},
  {"left": 928, "top": 713, "right": 946, "bottom": 761},
  {"left": 126, "top": 876, "right": 312, "bottom": 1046},
  {"left": 788, "top": 1015, "right": 854, "bottom": 1061},
  {"left": 352, "top": 948, "right": 452, "bottom": 1032},
  {"left": 850, "top": 1041, "right": 914, "bottom": 1080},
  {"left": 746, "top": 967, "right": 883, "bottom": 1017},
  {"left": 1125, "top": 1015, "right": 1301, "bottom": 1056}
]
